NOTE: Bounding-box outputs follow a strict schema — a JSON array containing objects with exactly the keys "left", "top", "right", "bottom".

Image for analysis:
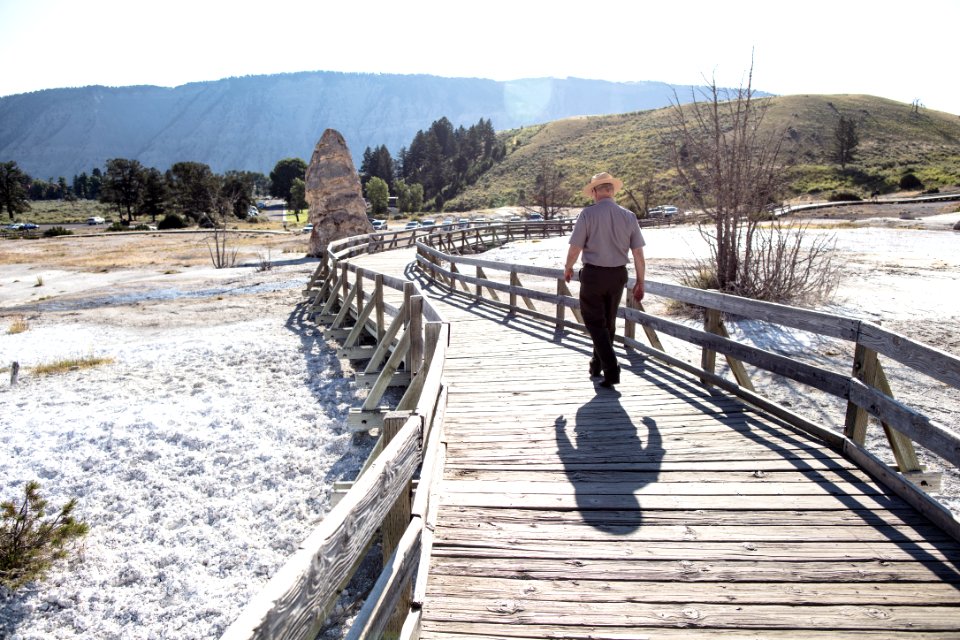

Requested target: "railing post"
[
  {"left": 375, "top": 274, "right": 385, "bottom": 343},
  {"left": 381, "top": 411, "right": 414, "bottom": 638},
  {"left": 355, "top": 268, "right": 364, "bottom": 318},
  {"left": 340, "top": 263, "right": 350, "bottom": 303},
  {"left": 474, "top": 266, "right": 482, "bottom": 300},
  {"left": 409, "top": 295, "right": 424, "bottom": 377},
  {"left": 509, "top": 269, "right": 518, "bottom": 313},
  {"left": 844, "top": 343, "right": 879, "bottom": 445},
  {"left": 700, "top": 307, "right": 721, "bottom": 385},
  {"left": 555, "top": 278, "right": 566, "bottom": 331}
]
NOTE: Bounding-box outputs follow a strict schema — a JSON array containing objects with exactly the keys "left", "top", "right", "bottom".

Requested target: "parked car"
[
  {"left": 646, "top": 206, "right": 664, "bottom": 219},
  {"left": 372, "top": 219, "right": 388, "bottom": 230},
  {"left": 4, "top": 223, "right": 23, "bottom": 230},
  {"left": 247, "top": 206, "right": 259, "bottom": 218},
  {"left": 403, "top": 221, "right": 420, "bottom": 230},
  {"left": 86, "top": 216, "right": 105, "bottom": 225},
  {"left": 528, "top": 213, "right": 543, "bottom": 221},
  {"left": 419, "top": 219, "right": 436, "bottom": 228},
  {"left": 302, "top": 223, "right": 314, "bottom": 234},
  {"left": 662, "top": 206, "right": 679, "bottom": 218}
]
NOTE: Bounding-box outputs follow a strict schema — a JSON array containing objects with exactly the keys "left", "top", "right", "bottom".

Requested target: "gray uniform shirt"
[{"left": 569, "top": 198, "right": 645, "bottom": 267}]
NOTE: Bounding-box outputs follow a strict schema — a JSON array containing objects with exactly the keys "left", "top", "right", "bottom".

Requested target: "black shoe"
[
  {"left": 589, "top": 360, "right": 602, "bottom": 378},
  {"left": 600, "top": 367, "right": 620, "bottom": 387}
]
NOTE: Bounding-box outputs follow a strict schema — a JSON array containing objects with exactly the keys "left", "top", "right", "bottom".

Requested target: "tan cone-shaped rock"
[{"left": 305, "top": 129, "right": 372, "bottom": 257}]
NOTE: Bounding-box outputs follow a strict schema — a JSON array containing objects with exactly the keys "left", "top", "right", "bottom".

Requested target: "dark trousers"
[{"left": 579, "top": 264, "right": 628, "bottom": 379}]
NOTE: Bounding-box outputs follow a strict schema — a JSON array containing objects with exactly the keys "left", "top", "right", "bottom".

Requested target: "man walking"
[{"left": 564, "top": 172, "right": 645, "bottom": 388}]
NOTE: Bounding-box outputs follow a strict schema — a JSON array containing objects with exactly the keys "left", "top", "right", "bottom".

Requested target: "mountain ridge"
[{"left": 0, "top": 71, "right": 714, "bottom": 179}]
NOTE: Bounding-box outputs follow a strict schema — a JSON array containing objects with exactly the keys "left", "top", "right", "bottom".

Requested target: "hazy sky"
[{"left": 0, "top": 0, "right": 956, "bottom": 114}]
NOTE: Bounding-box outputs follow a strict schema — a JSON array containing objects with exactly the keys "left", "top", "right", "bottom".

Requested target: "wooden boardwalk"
[{"left": 352, "top": 249, "right": 960, "bottom": 639}]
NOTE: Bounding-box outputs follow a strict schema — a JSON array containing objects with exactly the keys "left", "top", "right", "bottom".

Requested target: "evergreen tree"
[
  {"left": 832, "top": 115, "right": 860, "bottom": 169},
  {"left": 141, "top": 168, "right": 168, "bottom": 222},
  {"left": 167, "top": 161, "right": 218, "bottom": 222},
  {"left": 0, "top": 161, "right": 31, "bottom": 220},
  {"left": 101, "top": 158, "right": 146, "bottom": 222},
  {"left": 394, "top": 117, "right": 507, "bottom": 211},
  {"left": 269, "top": 158, "right": 307, "bottom": 205},
  {"left": 359, "top": 145, "right": 395, "bottom": 187}
]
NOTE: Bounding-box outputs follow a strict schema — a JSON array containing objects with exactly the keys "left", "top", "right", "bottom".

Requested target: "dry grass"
[
  {"left": 0, "top": 232, "right": 308, "bottom": 271},
  {"left": 6, "top": 316, "right": 29, "bottom": 334},
  {"left": 32, "top": 355, "right": 114, "bottom": 376}
]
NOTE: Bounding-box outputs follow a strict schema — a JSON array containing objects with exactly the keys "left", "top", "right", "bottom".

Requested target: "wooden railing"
[{"left": 223, "top": 219, "right": 960, "bottom": 640}]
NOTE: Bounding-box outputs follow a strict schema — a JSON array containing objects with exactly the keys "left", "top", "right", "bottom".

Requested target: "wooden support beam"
[
  {"left": 714, "top": 317, "right": 756, "bottom": 391},
  {"left": 354, "top": 269, "right": 364, "bottom": 318},
  {"left": 329, "top": 279, "right": 359, "bottom": 330},
  {"left": 475, "top": 266, "right": 501, "bottom": 302},
  {"left": 338, "top": 344, "right": 377, "bottom": 360},
  {"left": 875, "top": 361, "right": 922, "bottom": 473},
  {"left": 361, "top": 329, "right": 411, "bottom": 410},
  {"left": 510, "top": 271, "right": 537, "bottom": 311},
  {"left": 363, "top": 299, "right": 409, "bottom": 375},
  {"left": 347, "top": 406, "right": 391, "bottom": 431},
  {"left": 355, "top": 371, "right": 411, "bottom": 389},
  {"left": 626, "top": 296, "right": 666, "bottom": 353}
]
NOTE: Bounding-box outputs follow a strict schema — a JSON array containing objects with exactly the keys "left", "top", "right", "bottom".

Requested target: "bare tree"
[
  {"left": 207, "top": 188, "right": 239, "bottom": 269},
  {"left": 523, "top": 157, "right": 571, "bottom": 219},
  {"left": 666, "top": 60, "right": 839, "bottom": 304}
]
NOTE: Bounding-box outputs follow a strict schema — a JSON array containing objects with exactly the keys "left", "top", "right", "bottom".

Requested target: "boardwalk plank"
[{"left": 425, "top": 575, "right": 960, "bottom": 605}]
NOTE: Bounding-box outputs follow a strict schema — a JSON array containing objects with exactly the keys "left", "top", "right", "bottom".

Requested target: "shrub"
[
  {"left": 132, "top": 224, "right": 150, "bottom": 231},
  {"left": 0, "top": 481, "right": 89, "bottom": 591},
  {"left": 899, "top": 173, "right": 924, "bottom": 190},
  {"left": 158, "top": 213, "right": 186, "bottom": 230},
  {"left": 106, "top": 221, "right": 126, "bottom": 232},
  {"left": 6, "top": 316, "right": 28, "bottom": 334},
  {"left": 828, "top": 191, "right": 862, "bottom": 202},
  {"left": 42, "top": 226, "right": 73, "bottom": 238}
]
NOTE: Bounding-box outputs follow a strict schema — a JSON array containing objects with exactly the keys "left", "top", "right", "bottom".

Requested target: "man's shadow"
[{"left": 555, "top": 391, "right": 662, "bottom": 534}]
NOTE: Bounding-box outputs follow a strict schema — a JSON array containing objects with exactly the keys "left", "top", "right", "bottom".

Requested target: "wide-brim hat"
[{"left": 582, "top": 171, "right": 624, "bottom": 198}]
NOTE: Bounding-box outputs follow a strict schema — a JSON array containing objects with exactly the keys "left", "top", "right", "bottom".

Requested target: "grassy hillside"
[{"left": 447, "top": 94, "right": 960, "bottom": 212}]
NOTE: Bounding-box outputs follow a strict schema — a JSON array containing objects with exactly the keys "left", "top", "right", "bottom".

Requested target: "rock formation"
[{"left": 305, "top": 129, "right": 372, "bottom": 257}]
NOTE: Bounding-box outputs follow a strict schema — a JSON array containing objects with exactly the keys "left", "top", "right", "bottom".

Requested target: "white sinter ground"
[{"left": 1, "top": 213, "right": 959, "bottom": 639}]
